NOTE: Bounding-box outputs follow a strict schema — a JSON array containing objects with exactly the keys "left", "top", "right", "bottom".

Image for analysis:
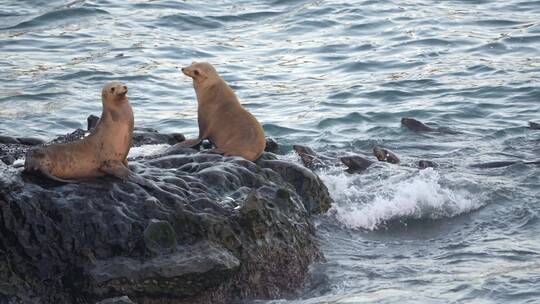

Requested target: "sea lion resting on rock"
[
  {"left": 24, "top": 82, "right": 149, "bottom": 186},
  {"left": 168, "top": 62, "right": 266, "bottom": 162}
]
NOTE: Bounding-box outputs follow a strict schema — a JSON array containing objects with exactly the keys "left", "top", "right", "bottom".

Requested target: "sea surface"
[{"left": 1, "top": 0, "right": 540, "bottom": 303}]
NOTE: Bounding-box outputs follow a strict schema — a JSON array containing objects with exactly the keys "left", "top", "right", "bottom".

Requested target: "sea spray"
[{"left": 321, "top": 168, "right": 482, "bottom": 230}]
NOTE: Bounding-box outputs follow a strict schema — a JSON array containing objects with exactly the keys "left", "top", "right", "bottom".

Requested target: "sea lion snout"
[
  {"left": 102, "top": 81, "right": 129, "bottom": 100},
  {"left": 117, "top": 85, "right": 128, "bottom": 96}
]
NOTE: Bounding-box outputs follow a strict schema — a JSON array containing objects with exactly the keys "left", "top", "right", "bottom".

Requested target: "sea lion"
[
  {"left": 340, "top": 155, "right": 373, "bottom": 173},
  {"left": 24, "top": 82, "right": 148, "bottom": 186},
  {"left": 529, "top": 121, "right": 540, "bottom": 130},
  {"left": 168, "top": 62, "right": 265, "bottom": 162},
  {"left": 401, "top": 117, "right": 458, "bottom": 134},
  {"left": 292, "top": 145, "right": 330, "bottom": 169},
  {"left": 293, "top": 144, "right": 373, "bottom": 173},
  {"left": 418, "top": 160, "right": 438, "bottom": 169},
  {"left": 373, "top": 146, "right": 400, "bottom": 164},
  {"left": 469, "top": 160, "right": 540, "bottom": 169}
]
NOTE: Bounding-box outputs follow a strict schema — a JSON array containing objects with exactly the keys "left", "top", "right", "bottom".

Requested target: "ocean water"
[{"left": 1, "top": 1, "right": 540, "bottom": 303}]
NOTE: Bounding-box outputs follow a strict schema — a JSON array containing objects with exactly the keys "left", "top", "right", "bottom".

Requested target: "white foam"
[
  {"left": 320, "top": 168, "right": 482, "bottom": 231},
  {"left": 128, "top": 144, "right": 170, "bottom": 158}
]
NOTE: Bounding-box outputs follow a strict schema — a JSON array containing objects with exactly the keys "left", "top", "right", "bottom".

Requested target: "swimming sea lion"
[
  {"left": 293, "top": 145, "right": 330, "bottom": 169},
  {"left": 418, "top": 160, "right": 438, "bottom": 169},
  {"left": 293, "top": 144, "right": 373, "bottom": 173},
  {"left": 169, "top": 62, "right": 265, "bottom": 161},
  {"left": 401, "top": 117, "right": 458, "bottom": 134},
  {"left": 529, "top": 121, "right": 540, "bottom": 130},
  {"left": 469, "top": 160, "right": 540, "bottom": 169},
  {"left": 24, "top": 82, "right": 148, "bottom": 186},
  {"left": 373, "top": 146, "right": 400, "bottom": 164},
  {"left": 340, "top": 155, "right": 373, "bottom": 173}
]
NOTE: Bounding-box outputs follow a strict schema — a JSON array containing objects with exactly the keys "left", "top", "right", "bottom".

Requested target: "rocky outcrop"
[{"left": 0, "top": 128, "right": 332, "bottom": 303}]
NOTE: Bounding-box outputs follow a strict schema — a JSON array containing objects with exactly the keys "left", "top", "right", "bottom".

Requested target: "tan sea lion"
[
  {"left": 24, "top": 82, "right": 148, "bottom": 185},
  {"left": 168, "top": 62, "right": 265, "bottom": 161}
]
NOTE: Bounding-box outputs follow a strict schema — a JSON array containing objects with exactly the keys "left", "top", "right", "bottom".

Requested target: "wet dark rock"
[
  {"left": 0, "top": 128, "right": 333, "bottom": 303},
  {"left": 264, "top": 137, "right": 280, "bottom": 154},
  {"left": 87, "top": 114, "right": 100, "bottom": 131},
  {"left": 96, "top": 296, "right": 136, "bottom": 304},
  {"left": 0, "top": 136, "right": 20, "bottom": 144},
  {"left": 16, "top": 137, "right": 45, "bottom": 146},
  {"left": 132, "top": 131, "right": 185, "bottom": 146},
  {"left": 0, "top": 135, "right": 44, "bottom": 146},
  {"left": 86, "top": 114, "right": 186, "bottom": 146},
  {"left": 50, "top": 128, "right": 87, "bottom": 144},
  {"left": 143, "top": 219, "right": 178, "bottom": 255}
]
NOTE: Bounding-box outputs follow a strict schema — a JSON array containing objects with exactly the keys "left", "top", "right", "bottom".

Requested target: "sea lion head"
[
  {"left": 181, "top": 62, "right": 219, "bottom": 89},
  {"left": 102, "top": 81, "right": 129, "bottom": 105}
]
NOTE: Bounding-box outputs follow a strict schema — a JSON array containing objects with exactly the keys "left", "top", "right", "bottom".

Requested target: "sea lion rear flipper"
[{"left": 100, "top": 160, "right": 155, "bottom": 189}]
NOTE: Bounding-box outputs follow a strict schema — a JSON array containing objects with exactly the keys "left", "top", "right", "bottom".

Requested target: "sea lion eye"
[
  {"left": 110, "top": 87, "right": 115, "bottom": 93},
  {"left": 194, "top": 70, "right": 200, "bottom": 76}
]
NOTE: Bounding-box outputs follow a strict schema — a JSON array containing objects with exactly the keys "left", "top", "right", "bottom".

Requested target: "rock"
[
  {"left": 16, "top": 137, "right": 45, "bottom": 146},
  {"left": 86, "top": 114, "right": 186, "bottom": 146},
  {"left": 529, "top": 121, "right": 540, "bottom": 130},
  {"left": 264, "top": 138, "right": 280, "bottom": 154},
  {"left": 96, "top": 296, "right": 136, "bottom": 304},
  {"left": 0, "top": 136, "right": 19, "bottom": 144},
  {"left": 132, "top": 131, "right": 185, "bottom": 146},
  {"left": 143, "top": 219, "right": 177, "bottom": 255},
  {"left": 87, "top": 114, "right": 100, "bottom": 131},
  {"left": 0, "top": 128, "right": 333, "bottom": 303}
]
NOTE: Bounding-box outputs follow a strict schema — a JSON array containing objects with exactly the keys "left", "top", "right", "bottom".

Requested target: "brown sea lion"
[
  {"left": 340, "top": 155, "right": 373, "bottom": 173},
  {"left": 470, "top": 160, "right": 540, "bottom": 169},
  {"left": 401, "top": 117, "right": 459, "bottom": 134},
  {"left": 373, "top": 146, "right": 400, "bottom": 164},
  {"left": 293, "top": 144, "right": 373, "bottom": 173},
  {"left": 292, "top": 145, "right": 330, "bottom": 169},
  {"left": 24, "top": 82, "right": 148, "bottom": 186},
  {"left": 168, "top": 62, "right": 265, "bottom": 161}
]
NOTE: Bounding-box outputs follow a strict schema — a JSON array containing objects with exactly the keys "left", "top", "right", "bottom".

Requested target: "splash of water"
[{"left": 321, "top": 168, "right": 482, "bottom": 230}]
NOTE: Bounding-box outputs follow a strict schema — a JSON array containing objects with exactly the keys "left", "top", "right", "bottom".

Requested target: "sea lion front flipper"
[{"left": 100, "top": 160, "right": 154, "bottom": 188}]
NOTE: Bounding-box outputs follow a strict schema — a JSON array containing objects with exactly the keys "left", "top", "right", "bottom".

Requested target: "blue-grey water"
[{"left": 1, "top": 1, "right": 540, "bottom": 303}]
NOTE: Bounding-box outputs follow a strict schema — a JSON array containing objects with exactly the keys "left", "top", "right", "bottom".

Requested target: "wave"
[{"left": 321, "top": 168, "right": 483, "bottom": 230}]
